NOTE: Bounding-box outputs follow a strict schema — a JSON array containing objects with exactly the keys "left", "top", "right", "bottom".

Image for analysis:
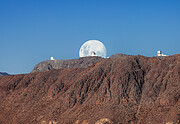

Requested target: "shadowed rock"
[
  {"left": 0, "top": 72, "right": 9, "bottom": 76},
  {"left": 32, "top": 56, "right": 104, "bottom": 72}
]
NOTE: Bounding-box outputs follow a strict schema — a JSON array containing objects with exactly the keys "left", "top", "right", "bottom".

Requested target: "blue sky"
[{"left": 0, "top": 0, "right": 180, "bottom": 74}]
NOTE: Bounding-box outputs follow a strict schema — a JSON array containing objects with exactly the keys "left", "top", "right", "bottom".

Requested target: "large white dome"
[{"left": 79, "top": 40, "right": 107, "bottom": 58}]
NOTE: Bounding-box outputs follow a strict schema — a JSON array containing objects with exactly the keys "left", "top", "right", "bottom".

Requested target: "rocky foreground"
[{"left": 0, "top": 54, "right": 180, "bottom": 124}]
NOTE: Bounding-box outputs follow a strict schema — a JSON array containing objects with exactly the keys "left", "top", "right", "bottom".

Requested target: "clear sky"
[{"left": 0, "top": 0, "right": 180, "bottom": 74}]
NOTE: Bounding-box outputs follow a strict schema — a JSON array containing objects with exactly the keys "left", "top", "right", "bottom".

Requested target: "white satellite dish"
[{"left": 79, "top": 40, "right": 107, "bottom": 58}]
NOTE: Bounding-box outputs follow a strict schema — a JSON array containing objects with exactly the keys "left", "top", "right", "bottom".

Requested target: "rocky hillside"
[
  {"left": 0, "top": 72, "right": 9, "bottom": 76},
  {"left": 0, "top": 54, "right": 179, "bottom": 124},
  {"left": 32, "top": 56, "right": 104, "bottom": 72}
]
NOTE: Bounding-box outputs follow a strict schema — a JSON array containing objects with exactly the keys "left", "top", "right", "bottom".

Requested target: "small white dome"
[{"left": 50, "top": 57, "right": 55, "bottom": 60}]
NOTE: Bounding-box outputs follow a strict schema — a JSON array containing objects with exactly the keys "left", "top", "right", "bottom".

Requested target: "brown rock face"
[{"left": 0, "top": 55, "right": 180, "bottom": 124}]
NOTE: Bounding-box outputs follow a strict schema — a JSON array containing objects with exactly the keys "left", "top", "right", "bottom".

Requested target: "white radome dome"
[{"left": 79, "top": 40, "right": 107, "bottom": 58}]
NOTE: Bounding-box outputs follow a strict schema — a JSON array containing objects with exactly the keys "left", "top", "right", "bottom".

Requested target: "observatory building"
[
  {"left": 50, "top": 57, "right": 55, "bottom": 60},
  {"left": 155, "top": 51, "right": 167, "bottom": 57},
  {"left": 79, "top": 40, "right": 107, "bottom": 58},
  {"left": 91, "top": 51, "right": 96, "bottom": 56}
]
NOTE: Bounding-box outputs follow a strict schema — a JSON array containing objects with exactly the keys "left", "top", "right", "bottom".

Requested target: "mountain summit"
[{"left": 0, "top": 54, "right": 179, "bottom": 124}]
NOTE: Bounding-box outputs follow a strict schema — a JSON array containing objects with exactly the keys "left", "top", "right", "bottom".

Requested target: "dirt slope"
[{"left": 0, "top": 55, "right": 179, "bottom": 124}]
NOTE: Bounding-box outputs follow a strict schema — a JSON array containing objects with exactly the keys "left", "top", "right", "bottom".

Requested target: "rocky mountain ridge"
[
  {"left": 32, "top": 54, "right": 166, "bottom": 73},
  {"left": 0, "top": 72, "right": 9, "bottom": 76},
  {"left": 32, "top": 56, "right": 104, "bottom": 72},
  {"left": 0, "top": 54, "right": 179, "bottom": 124}
]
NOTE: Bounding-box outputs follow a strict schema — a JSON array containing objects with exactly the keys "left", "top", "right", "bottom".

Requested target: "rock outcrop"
[
  {"left": 109, "top": 53, "right": 129, "bottom": 59},
  {"left": 0, "top": 54, "right": 179, "bottom": 124},
  {"left": 32, "top": 56, "right": 104, "bottom": 72}
]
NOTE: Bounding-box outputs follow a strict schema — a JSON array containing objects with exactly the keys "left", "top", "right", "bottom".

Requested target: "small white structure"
[
  {"left": 91, "top": 51, "right": 96, "bottom": 56},
  {"left": 155, "top": 51, "right": 167, "bottom": 56},
  {"left": 50, "top": 57, "right": 55, "bottom": 60}
]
